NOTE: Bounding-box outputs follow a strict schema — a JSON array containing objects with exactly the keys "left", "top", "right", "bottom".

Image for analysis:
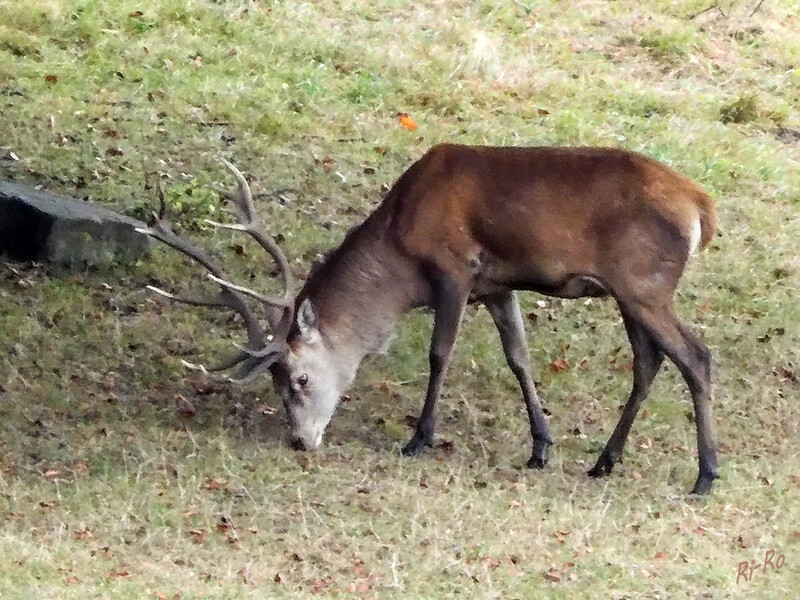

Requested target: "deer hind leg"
[
  {"left": 402, "top": 276, "right": 470, "bottom": 457},
  {"left": 483, "top": 291, "right": 554, "bottom": 468},
  {"left": 618, "top": 301, "right": 719, "bottom": 494},
  {"left": 589, "top": 313, "right": 664, "bottom": 478}
]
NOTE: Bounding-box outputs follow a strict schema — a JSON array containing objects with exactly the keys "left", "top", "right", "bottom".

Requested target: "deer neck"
[{"left": 302, "top": 216, "right": 423, "bottom": 372}]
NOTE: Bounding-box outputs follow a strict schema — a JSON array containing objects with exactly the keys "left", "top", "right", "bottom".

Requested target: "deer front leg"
[
  {"left": 402, "top": 278, "right": 469, "bottom": 456},
  {"left": 483, "top": 291, "right": 553, "bottom": 468}
]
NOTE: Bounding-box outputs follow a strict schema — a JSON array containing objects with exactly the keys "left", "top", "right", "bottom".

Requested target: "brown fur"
[{"left": 292, "top": 144, "right": 720, "bottom": 494}]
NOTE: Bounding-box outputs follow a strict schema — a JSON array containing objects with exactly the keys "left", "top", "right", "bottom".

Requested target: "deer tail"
[{"left": 696, "top": 191, "right": 718, "bottom": 251}]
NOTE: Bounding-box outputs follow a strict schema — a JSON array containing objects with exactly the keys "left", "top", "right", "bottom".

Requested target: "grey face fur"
[{"left": 273, "top": 299, "right": 357, "bottom": 450}]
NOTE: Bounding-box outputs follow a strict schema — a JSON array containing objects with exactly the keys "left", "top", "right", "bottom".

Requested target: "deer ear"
[{"left": 296, "top": 298, "right": 318, "bottom": 338}]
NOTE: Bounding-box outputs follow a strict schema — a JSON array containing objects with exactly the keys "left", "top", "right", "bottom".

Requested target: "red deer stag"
[{"left": 138, "top": 144, "right": 720, "bottom": 494}]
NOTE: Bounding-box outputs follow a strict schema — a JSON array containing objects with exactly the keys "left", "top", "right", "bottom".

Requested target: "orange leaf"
[
  {"left": 397, "top": 113, "right": 418, "bottom": 131},
  {"left": 548, "top": 358, "right": 570, "bottom": 373}
]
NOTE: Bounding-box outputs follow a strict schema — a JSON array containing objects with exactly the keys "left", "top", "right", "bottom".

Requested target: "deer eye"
[{"left": 296, "top": 373, "right": 309, "bottom": 387}]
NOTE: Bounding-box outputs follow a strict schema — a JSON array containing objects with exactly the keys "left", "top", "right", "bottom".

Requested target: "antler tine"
[
  {"left": 206, "top": 273, "right": 289, "bottom": 309},
  {"left": 181, "top": 348, "right": 252, "bottom": 375},
  {"left": 145, "top": 285, "right": 230, "bottom": 309},
  {"left": 210, "top": 158, "right": 295, "bottom": 307},
  {"left": 227, "top": 347, "right": 285, "bottom": 385}
]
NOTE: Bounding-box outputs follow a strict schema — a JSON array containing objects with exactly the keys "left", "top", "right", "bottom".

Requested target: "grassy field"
[{"left": 1, "top": 0, "right": 799, "bottom": 598}]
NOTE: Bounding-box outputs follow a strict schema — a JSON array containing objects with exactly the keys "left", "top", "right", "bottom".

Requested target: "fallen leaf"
[
  {"left": 397, "top": 112, "right": 418, "bottom": 131},
  {"left": 72, "top": 528, "right": 93, "bottom": 540},
  {"left": 437, "top": 440, "right": 455, "bottom": 452},
  {"left": 544, "top": 568, "right": 562, "bottom": 582},
  {"left": 188, "top": 529, "right": 206, "bottom": 544},
  {"left": 216, "top": 518, "right": 233, "bottom": 533},
  {"left": 202, "top": 478, "right": 225, "bottom": 491},
  {"left": 156, "top": 593, "right": 167, "bottom": 600},
  {"left": 311, "top": 576, "right": 335, "bottom": 593},
  {"left": 45, "top": 74, "right": 58, "bottom": 84},
  {"left": 107, "top": 569, "right": 130, "bottom": 580},
  {"left": 44, "top": 469, "right": 60, "bottom": 480},
  {"left": 175, "top": 395, "right": 196, "bottom": 418},
  {"left": 654, "top": 551, "right": 667, "bottom": 559},
  {"left": 538, "top": 108, "right": 550, "bottom": 115},
  {"left": 548, "top": 358, "right": 570, "bottom": 372},
  {"left": 631, "top": 470, "right": 643, "bottom": 480}
]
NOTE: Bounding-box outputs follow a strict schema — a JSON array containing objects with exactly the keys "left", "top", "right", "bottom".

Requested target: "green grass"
[{"left": 2, "top": 0, "right": 799, "bottom": 598}]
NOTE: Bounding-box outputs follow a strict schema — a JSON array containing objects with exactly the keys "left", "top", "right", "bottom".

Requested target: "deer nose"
[{"left": 290, "top": 437, "right": 307, "bottom": 451}]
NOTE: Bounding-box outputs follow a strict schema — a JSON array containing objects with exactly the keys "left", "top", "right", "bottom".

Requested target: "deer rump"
[{"left": 141, "top": 144, "right": 720, "bottom": 495}]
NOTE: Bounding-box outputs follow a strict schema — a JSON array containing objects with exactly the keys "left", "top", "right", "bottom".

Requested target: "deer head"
[{"left": 137, "top": 160, "right": 347, "bottom": 450}]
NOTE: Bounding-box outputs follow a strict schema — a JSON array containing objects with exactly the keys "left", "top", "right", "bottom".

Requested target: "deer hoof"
[
  {"left": 588, "top": 450, "right": 617, "bottom": 478},
  {"left": 527, "top": 440, "right": 550, "bottom": 469},
  {"left": 402, "top": 434, "right": 432, "bottom": 456},
  {"left": 689, "top": 470, "right": 719, "bottom": 495}
]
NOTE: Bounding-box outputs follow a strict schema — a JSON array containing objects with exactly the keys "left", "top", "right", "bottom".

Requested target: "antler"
[{"left": 136, "top": 160, "right": 295, "bottom": 384}]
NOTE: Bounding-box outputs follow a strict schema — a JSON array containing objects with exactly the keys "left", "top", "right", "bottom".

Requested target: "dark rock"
[{"left": 0, "top": 180, "right": 150, "bottom": 267}]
